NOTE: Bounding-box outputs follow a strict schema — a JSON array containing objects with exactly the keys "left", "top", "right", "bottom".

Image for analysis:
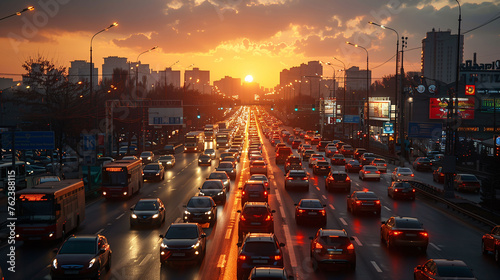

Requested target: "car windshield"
[
  {"left": 165, "top": 226, "right": 199, "bottom": 239},
  {"left": 316, "top": 162, "right": 329, "bottom": 166},
  {"left": 437, "top": 266, "right": 475, "bottom": 277},
  {"left": 243, "top": 241, "right": 278, "bottom": 254},
  {"left": 159, "top": 156, "right": 173, "bottom": 160},
  {"left": 243, "top": 207, "right": 269, "bottom": 215},
  {"left": 199, "top": 155, "right": 210, "bottom": 159},
  {"left": 202, "top": 181, "right": 222, "bottom": 190},
  {"left": 135, "top": 201, "right": 158, "bottom": 211},
  {"left": 418, "top": 158, "right": 431, "bottom": 162},
  {"left": 300, "top": 200, "right": 323, "bottom": 208},
  {"left": 394, "top": 182, "right": 412, "bottom": 189},
  {"left": 209, "top": 173, "right": 227, "bottom": 180},
  {"left": 355, "top": 192, "right": 377, "bottom": 199},
  {"left": 144, "top": 165, "right": 160, "bottom": 170},
  {"left": 245, "top": 184, "right": 265, "bottom": 191},
  {"left": 461, "top": 175, "right": 478, "bottom": 181},
  {"left": 141, "top": 152, "right": 152, "bottom": 157},
  {"left": 59, "top": 239, "right": 96, "bottom": 254},
  {"left": 332, "top": 174, "right": 347, "bottom": 180},
  {"left": 187, "top": 198, "right": 211, "bottom": 208},
  {"left": 289, "top": 172, "right": 306, "bottom": 177},
  {"left": 205, "top": 149, "right": 215, "bottom": 154},
  {"left": 373, "top": 159, "right": 385, "bottom": 163},
  {"left": 252, "top": 161, "right": 266, "bottom": 166},
  {"left": 395, "top": 219, "right": 422, "bottom": 229},
  {"left": 364, "top": 166, "right": 378, "bottom": 171},
  {"left": 320, "top": 236, "right": 350, "bottom": 247},
  {"left": 348, "top": 160, "right": 359, "bottom": 165},
  {"left": 250, "top": 175, "right": 267, "bottom": 181},
  {"left": 398, "top": 168, "right": 412, "bottom": 173},
  {"left": 334, "top": 155, "right": 344, "bottom": 159}
]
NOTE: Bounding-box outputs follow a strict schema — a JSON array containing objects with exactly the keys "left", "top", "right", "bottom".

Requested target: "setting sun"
[{"left": 244, "top": 75, "right": 253, "bottom": 83}]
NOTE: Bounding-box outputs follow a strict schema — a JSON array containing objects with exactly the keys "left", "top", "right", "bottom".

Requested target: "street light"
[
  {"left": 334, "top": 57, "right": 346, "bottom": 139},
  {"left": 346, "top": 41, "right": 370, "bottom": 149},
  {"left": 320, "top": 61, "right": 336, "bottom": 98},
  {"left": 135, "top": 46, "right": 158, "bottom": 91},
  {"left": 369, "top": 21, "right": 399, "bottom": 153},
  {"left": 0, "top": 6, "right": 34, "bottom": 21}
]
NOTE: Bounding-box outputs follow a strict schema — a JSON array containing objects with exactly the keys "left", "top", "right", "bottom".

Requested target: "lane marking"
[
  {"left": 329, "top": 204, "right": 335, "bottom": 210},
  {"left": 352, "top": 236, "right": 363, "bottom": 246},
  {"left": 225, "top": 228, "right": 232, "bottom": 240},
  {"left": 339, "top": 218, "right": 348, "bottom": 226},
  {"left": 371, "top": 261, "right": 383, "bottom": 272},
  {"left": 279, "top": 206, "right": 286, "bottom": 219},
  {"left": 316, "top": 186, "right": 320, "bottom": 191},
  {"left": 283, "top": 224, "right": 297, "bottom": 268},
  {"left": 139, "top": 254, "right": 152, "bottom": 266},
  {"left": 322, "top": 195, "right": 327, "bottom": 200},
  {"left": 217, "top": 254, "right": 226, "bottom": 268},
  {"left": 115, "top": 213, "right": 124, "bottom": 220},
  {"left": 383, "top": 206, "right": 391, "bottom": 211},
  {"left": 96, "top": 228, "right": 104, "bottom": 234},
  {"left": 430, "top": 242, "right": 442, "bottom": 251}
]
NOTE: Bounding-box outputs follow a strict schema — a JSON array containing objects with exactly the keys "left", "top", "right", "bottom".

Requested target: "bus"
[
  {"left": 184, "top": 131, "right": 205, "bottom": 152},
  {"left": 204, "top": 124, "right": 219, "bottom": 141},
  {"left": 216, "top": 133, "right": 230, "bottom": 149},
  {"left": 15, "top": 180, "right": 85, "bottom": 241},
  {"left": 101, "top": 159, "right": 143, "bottom": 199},
  {"left": 0, "top": 161, "right": 27, "bottom": 193}
]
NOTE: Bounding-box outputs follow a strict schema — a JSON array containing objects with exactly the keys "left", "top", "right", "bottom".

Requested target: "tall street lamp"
[
  {"left": 346, "top": 42, "right": 370, "bottom": 149},
  {"left": 369, "top": 21, "right": 399, "bottom": 153},
  {"left": 334, "top": 57, "right": 346, "bottom": 139},
  {"left": 320, "top": 61, "right": 336, "bottom": 98},
  {"left": 135, "top": 46, "right": 158, "bottom": 92},
  {"left": 0, "top": 6, "right": 34, "bottom": 21}
]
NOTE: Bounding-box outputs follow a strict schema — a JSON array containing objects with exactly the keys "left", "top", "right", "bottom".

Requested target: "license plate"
[
  {"left": 65, "top": 271, "right": 79, "bottom": 275},
  {"left": 363, "top": 203, "right": 374, "bottom": 205},
  {"left": 406, "top": 233, "right": 417, "bottom": 237},
  {"left": 251, "top": 222, "right": 261, "bottom": 225},
  {"left": 172, "top": 253, "right": 185, "bottom": 257},
  {"left": 253, "top": 260, "right": 268, "bottom": 264},
  {"left": 328, "top": 251, "right": 342, "bottom": 255},
  {"left": 308, "top": 212, "right": 317, "bottom": 215}
]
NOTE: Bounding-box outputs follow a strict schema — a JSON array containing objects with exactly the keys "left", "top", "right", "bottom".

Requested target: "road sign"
[
  {"left": 344, "top": 115, "right": 360, "bottom": 124},
  {"left": 82, "top": 134, "right": 96, "bottom": 151},
  {"left": 383, "top": 122, "right": 394, "bottom": 134},
  {"left": 408, "top": 122, "right": 442, "bottom": 139},
  {"left": 1, "top": 131, "right": 55, "bottom": 150}
]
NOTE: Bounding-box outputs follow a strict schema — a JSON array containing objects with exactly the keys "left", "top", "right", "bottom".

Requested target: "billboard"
[
  {"left": 2, "top": 131, "right": 55, "bottom": 150},
  {"left": 369, "top": 100, "right": 390, "bottom": 121},
  {"left": 149, "top": 108, "right": 183, "bottom": 125},
  {"left": 429, "top": 98, "right": 475, "bottom": 120},
  {"left": 408, "top": 122, "right": 442, "bottom": 139},
  {"left": 344, "top": 115, "right": 360, "bottom": 124}
]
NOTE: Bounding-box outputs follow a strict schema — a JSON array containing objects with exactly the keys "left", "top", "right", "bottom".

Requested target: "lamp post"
[
  {"left": 369, "top": 21, "right": 399, "bottom": 153},
  {"left": 320, "top": 61, "right": 336, "bottom": 98},
  {"left": 0, "top": 6, "right": 34, "bottom": 21},
  {"left": 346, "top": 42, "right": 370, "bottom": 149},
  {"left": 135, "top": 46, "right": 158, "bottom": 92},
  {"left": 334, "top": 57, "right": 346, "bottom": 139}
]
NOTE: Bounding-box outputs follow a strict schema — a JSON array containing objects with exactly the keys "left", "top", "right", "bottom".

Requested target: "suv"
[
  {"left": 284, "top": 156, "right": 302, "bottom": 173},
  {"left": 240, "top": 180, "right": 270, "bottom": 206},
  {"left": 237, "top": 202, "right": 275, "bottom": 239},
  {"left": 275, "top": 147, "right": 293, "bottom": 164},
  {"left": 291, "top": 139, "right": 302, "bottom": 149},
  {"left": 316, "top": 140, "right": 330, "bottom": 152},
  {"left": 237, "top": 233, "right": 285, "bottom": 280},
  {"left": 325, "top": 171, "right": 351, "bottom": 192},
  {"left": 312, "top": 160, "right": 330, "bottom": 175},
  {"left": 159, "top": 223, "right": 207, "bottom": 264},
  {"left": 309, "top": 229, "right": 356, "bottom": 271},
  {"left": 284, "top": 170, "right": 309, "bottom": 191}
]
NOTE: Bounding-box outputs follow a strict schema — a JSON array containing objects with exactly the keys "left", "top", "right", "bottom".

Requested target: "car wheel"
[
  {"left": 105, "top": 254, "right": 111, "bottom": 271},
  {"left": 481, "top": 241, "right": 488, "bottom": 255},
  {"left": 311, "top": 258, "right": 319, "bottom": 271}
]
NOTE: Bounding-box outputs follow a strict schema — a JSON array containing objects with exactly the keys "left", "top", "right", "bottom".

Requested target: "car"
[
  {"left": 284, "top": 169, "right": 309, "bottom": 191},
  {"left": 220, "top": 152, "right": 235, "bottom": 162},
  {"left": 413, "top": 157, "right": 432, "bottom": 171},
  {"left": 208, "top": 171, "right": 231, "bottom": 191},
  {"left": 274, "top": 143, "right": 287, "bottom": 152},
  {"left": 298, "top": 144, "right": 312, "bottom": 154},
  {"left": 159, "top": 155, "right": 176, "bottom": 168},
  {"left": 432, "top": 167, "right": 446, "bottom": 183},
  {"left": 284, "top": 156, "right": 302, "bottom": 173},
  {"left": 35, "top": 175, "right": 61, "bottom": 185},
  {"left": 222, "top": 155, "right": 238, "bottom": 167},
  {"left": 162, "top": 145, "right": 176, "bottom": 155},
  {"left": 324, "top": 144, "right": 339, "bottom": 157},
  {"left": 344, "top": 159, "right": 362, "bottom": 173},
  {"left": 216, "top": 161, "right": 237, "bottom": 179},
  {"left": 392, "top": 167, "right": 415, "bottom": 181},
  {"left": 310, "top": 137, "right": 321, "bottom": 146},
  {"left": 316, "top": 140, "right": 330, "bottom": 152},
  {"left": 301, "top": 149, "right": 315, "bottom": 161},
  {"left": 203, "top": 148, "right": 216, "bottom": 159},
  {"left": 291, "top": 140, "right": 302, "bottom": 149},
  {"left": 50, "top": 235, "right": 112, "bottom": 280},
  {"left": 130, "top": 198, "right": 166, "bottom": 228},
  {"left": 121, "top": 155, "right": 138, "bottom": 160},
  {"left": 454, "top": 174, "right": 481, "bottom": 193},
  {"left": 331, "top": 154, "right": 346, "bottom": 165},
  {"left": 198, "top": 154, "right": 212, "bottom": 166},
  {"left": 347, "top": 191, "right": 381, "bottom": 215},
  {"left": 360, "top": 152, "right": 376, "bottom": 165},
  {"left": 388, "top": 181, "right": 416, "bottom": 200},
  {"left": 481, "top": 225, "right": 500, "bottom": 263},
  {"left": 142, "top": 163, "right": 165, "bottom": 181},
  {"left": 248, "top": 267, "right": 292, "bottom": 280},
  {"left": 159, "top": 223, "right": 207, "bottom": 264},
  {"left": 249, "top": 174, "right": 269, "bottom": 188},
  {"left": 270, "top": 138, "right": 281, "bottom": 146},
  {"left": 413, "top": 259, "right": 477, "bottom": 280},
  {"left": 238, "top": 202, "right": 275, "bottom": 239},
  {"left": 276, "top": 147, "right": 293, "bottom": 164},
  {"left": 353, "top": 148, "right": 367, "bottom": 160},
  {"left": 309, "top": 228, "right": 356, "bottom": 271},
  {"left": 429, "top": 153, "right": 445, "bottom": 168},
  {"left": 294, "top": 199, "right": 326, "bottom": 226},
  {"left": 250, "top": 160, "right": 268, "bottom": 176},
  {"left": 340, "top": 145, "right": 354, "bottom": 157},
  {"left": 358, "top": 165, "right": 380, "bottom": 181},
  {"left": 312, "top": 160, "right": 330, "bottom": 175},
  {"left": 228, "top": 148, "right": 241, "bottom": 161},
  {"left": 118, "top": 146, "right": 129, "bottom": 157},
  {"left": 236, "top": 233, "right": 285, "bottom": 280},
  {"left": 183, "top": 196, "right": 217, "bottom": 225},
  {"left": 139, "top": 151, "right": 154, "bottom": 165},
  {"left": 308, "top": 154, "right": 325, "bottom": 167},
  {"left": 381, "top": 216, "right": 428, "bottom": 251},
  {"left": 240, "top": 180, "right": 270, "bottom": 206},
  {"left": 370, "top": 158, "right": 387, "bottom": 173},
  {"left": 325, "top": 171, "right": 351, "bottom": 192},
  {"left": 199, "top": 179, "right": 227, "bottom": 204}
]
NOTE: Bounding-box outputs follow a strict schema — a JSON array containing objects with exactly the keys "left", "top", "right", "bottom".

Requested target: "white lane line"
[
  {"left": 430, "top": 242, "right": 442, "bottom": 251},
  {"left": 225, "top": 228, "right": 232, "bottom": 239},
  {"left": 217, "top": 254, "right": 226, "bottom": 268},
  {"left": 283, "top": 224, "right": 297, "bottom": 269},
  {"left": 371, "top": 261, "right": 383, "bottom": 272},
  {"left": 116, "top": 213, "right": 125, "bottom": 220},
  {"left": 279, "top": 206, "right": 286, "bottom": 219},
  {"left": 107, "top": 223, "right": 112, "bottom": 226},
  {"left": 352, "top": 236, "right": 363, "bottom": 246},
  {"left": 383, "top": 206, "right": 391, "bottom": 211},
  {"left": 322, "top": 195, "right": 327, "bottom": 200},
  {"left": 316, "top": 186, "right": 320, "bottom": 191},
  {"left": 329, "top": 204, "right": 335, "bottom": 210},
  {"left": 139, "top": 254, "right": 152, "bottom": 266},
  {"left": 95, "top": 228, "right": 104, "bottom": 234},
  {"left": 339, "top": 218, "right": 348, "bottom": 226}
]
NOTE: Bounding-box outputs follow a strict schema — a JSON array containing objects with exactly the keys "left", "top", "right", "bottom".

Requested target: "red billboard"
[{"left": 429, "top": 98, "right": 475, "bottom": 120}]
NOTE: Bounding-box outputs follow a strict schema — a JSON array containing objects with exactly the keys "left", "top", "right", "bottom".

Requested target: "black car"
[
  {"left": 237, "top": 233, "right": 285, "bottom": 280},
  {"left": 183, "top": 196, "right": 217, "bottom": 225},
  {"left": 159, "top": 223, "right": 207, "bottom": 264},
  {"left": 142, "top": 163, "right": 165, "bottom": 181},
  {"left": 325, "top": 171, "right": 351, "bottom": 192},
  {"left": 240, "top": 180, "right": 270, "bottom": 206},
  {"left": 51, "top": 235, "right": 112, "bottom": 280},
  {"left": 238, "top": 202, "right": 275, "bottom": 239},
  {"left": 295, "top": 199, "right": 326, "bottom": 226},
  {"left": 199, "top": 179, "right": 227, "bottom": 204},
  {"left": 130, "top": 198, "right": 166, "bottom": 228},
  {"left": 198, "top": 154, "right": 212, "bottom": 166},
  {"left": 163, "top": 144, "right": 176, "bottom": 155}
]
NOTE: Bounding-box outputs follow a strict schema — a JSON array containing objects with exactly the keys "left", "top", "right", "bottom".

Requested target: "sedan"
[
  {"left": 208, "top": 171, "right": 231, "bottom": 192},
  {"left": 381, "top": 216, "right": 428, "bottom": 251},
  {"left": 392, "top": 167, "right": 415, "bottom": 181},
  {"left": 248, "top": 267, "right": 292, "bottom": 280},
  {"left": 371, "top": 158, "right": 387, "bottom": 173},
  {"left": 158, "top": 155, "right": 175, "bottom": 168},
  {"left": 250, "top": 160, "right": 268, "bottom": 176},
  {"left": 312, "top": 160, "right": 331, "bottom": 175},
  {"left": 309, "top": 229, "right": 356, "bottom": 271},
  {"left": 331, "top": 154, "right": 346, "bottom": 165},
  {"left": 413, "top": 157, "right": 432, "bottom": 171},
  {"left": 198, "top": 179, "right": 227, "bottom": 204},
  {"left": 294, "top": 199, "right": 326, "bottom": 226},
  {"left": 204, "top": 148, "right": 216, "bottom": 159},
  {"left": 358, "top": 165, "right": 381, "bottom": 181},
  {"left": 198, "top": 154, "right": 212, "bottom": 166},
  {"left": 481, "top": 225, "right": 500, "bottom": 262},
  {"left": 301, "top": 149, "right": 315, "bottom": 161},
  {"left": 454, "top": 174, "right": 481, "bottom": 193},
  {"left": 325, "top": 171, "right": 351, "bottom": 192},
  {"left": 159, "top": 223, "right": 207, "bottom": 264},
  {"left": 347, "top": 191, "right": 381, "bottom": 215},
  {"left": 388, "top": 181, "right": 416, "bottom": 200},
  {"left": 237, "top": 202, "right": 275, "bottom": 239},
  {"left": 432, "top": 167, "right": 446, "bottom": 184},
  {"left": 308, "top": 154, "right": 325, "bottom": 167},
  {"left": 344, "top": 159, "right": 362, "bottom": 173},
  {"left": 216, "top": 161, "right": 237, "bottom": 179},
  {"left": 414, "top": 259, "right": 477, "bottom": 279},
  {"left": 183, "top": 196, "right": 217, "bottom": 225},
  {"left": 284, "top": 170, "right": 309, "bottom": 191},
  {"left": 130, "top": 198, "right": 166, "bottom": 228},
  {"left": 142, "top": 163, "right": 165, "bottom": 181}
]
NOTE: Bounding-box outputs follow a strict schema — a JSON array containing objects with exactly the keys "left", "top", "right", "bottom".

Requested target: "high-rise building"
[
  {"left": 102, "top": 56, "right": 128, "bottom": 83},
  {"left": 421, "top": 28, "right": 464, "bottom": 84},
  {"left": 346, "top": 66, "right": 371, "bottom": 91},
  {"left": 213, "top": 76, "right": 241, "bottom": 97},
  {"left": 279, "top": 61, "right": 323, "bottom": 98},
  {"left": 184, "top": 67, "right": 210, "bottom": 94},
  {"left": 151, "top": 67, "right": 181, "bottom": 88},
  {"left": 68, "top": 60, "right": 97, "bottom": 88}
]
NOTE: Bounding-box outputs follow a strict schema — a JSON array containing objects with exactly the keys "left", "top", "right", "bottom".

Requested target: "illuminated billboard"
[
  {"left": 429, "top": 98, "right": 475, "bottom": 120},
  {"left": 369, "top": 100, "right": 390, "bottom": 121}
]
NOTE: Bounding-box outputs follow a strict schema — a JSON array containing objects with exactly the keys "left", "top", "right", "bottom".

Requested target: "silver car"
[
  {"left": 391, "top": 167, "right": 414, "bottom": 181},
  {"left": 284, "top": 169, "right": 309, "bottom": 191},
  {"left": 371, "top": 158, "right": 387, "bottom": 173},
  {"left": 359, "top": 165, "right": 381, "bottom": 181}
]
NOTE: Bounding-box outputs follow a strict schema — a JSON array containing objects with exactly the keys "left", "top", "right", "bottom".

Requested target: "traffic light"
[
  {"left": 197, "top": 109, "right": 201, "bottom": 119},
  {"left": 312, "top": 104, "right": 316, "bottom": 111},
  {"left": 294, "top": 105, "right": 298, "bottom": 111},
  {"left": 495, "top": 135, "right": 500, "bottom": 157},
  {"left": 271, "top": 105, "right": 274, "bottom": 111}
]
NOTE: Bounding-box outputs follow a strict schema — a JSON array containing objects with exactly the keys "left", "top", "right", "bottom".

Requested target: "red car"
[{"left": 481, "top": 225, "right": 500, "bottom": 263}]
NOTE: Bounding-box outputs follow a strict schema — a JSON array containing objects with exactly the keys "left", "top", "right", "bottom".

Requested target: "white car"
[
  {"left": 359, "top": 166, "right": 381, "bottom": 181},
  {"left": 391, "top": 167, "right": 414, "bottom": 181},
  {"left": 371, "top": 158, "right": 387, "bottom": 173}
]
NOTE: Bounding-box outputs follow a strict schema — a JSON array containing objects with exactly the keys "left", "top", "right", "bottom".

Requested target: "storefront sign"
[{"left": 429, "top": 98, "right": 475, "bottom": 120}]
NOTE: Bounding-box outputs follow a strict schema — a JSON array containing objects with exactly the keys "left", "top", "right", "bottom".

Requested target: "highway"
[{"left": 2, "top": 107, "right": 499, "bottom": 280}]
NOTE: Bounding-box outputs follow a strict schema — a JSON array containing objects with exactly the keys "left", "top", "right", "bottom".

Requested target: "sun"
[{"left": 244, "top": 75, "right": 253, "bottom": 83}]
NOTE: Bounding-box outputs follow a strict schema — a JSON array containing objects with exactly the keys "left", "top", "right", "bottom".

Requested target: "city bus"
[
  {"left": 184, "top": 131, "right": 205, "bottom": 152},
  {"left": 0, "top": 161, "right": 27, "bottom": 193},
  {"left": 204, "top": 124, "right": 219, "bottom": 141},
  {"left": 101, "top": 159, "right": 143, "bottom": 199},
  {"left": 216, "top": 133, "right": 230, "bottom": 149},
  {"left": 15, "top": 180, "right": 85, "bottom": 241}
]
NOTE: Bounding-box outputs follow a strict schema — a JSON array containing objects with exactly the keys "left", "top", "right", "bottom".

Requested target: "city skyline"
[{"left": 0, "top": 0, "right": 499, "bottom": 88}]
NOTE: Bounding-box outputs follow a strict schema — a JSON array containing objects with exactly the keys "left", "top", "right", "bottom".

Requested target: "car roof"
[
  {"left": 244, "top": 233, "right": 275, "bottom": 242},
  {"left": 319, "top": 229, "right": 348, "bottom": 237},
  {"left": 288, "top": 170, "right": 306, "bottom": 174},
  {"left": 243, "top": 202, "right": 269, "bottom": 208},
  {"left": 251, "top": 267, "right": 286, "bottom": 277},
  {"left": 245, "top": 180, "right": 266, "bottom": 185},
  {"left": 67, "top": 235, "right": 99, "bottom": 242},
  {"left": 393, "top": 216, "right": 419, "bottom": 222},
  {"left": 137, "top": 198, "right": 159, "bottom": 202},
  {"left": 169, "top": 222, "right": 198, "bottom": 228},
  {"left": 299, "top": 198, "right": 321, "bottom": 203},
  {"left": 431, "top": 259, "right": 468, "bottom": 267}
]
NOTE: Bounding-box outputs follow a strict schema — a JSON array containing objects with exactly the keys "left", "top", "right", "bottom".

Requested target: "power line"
[{"left": 463, "top": 12, "right": 500, "bottom": 34}]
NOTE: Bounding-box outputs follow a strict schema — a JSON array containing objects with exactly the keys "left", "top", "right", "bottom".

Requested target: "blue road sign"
[
  {"left": 2, "top": 131, "right": 55, "bottom": 150},
  {"left": 383, "top": 122, "right": 394, "bottom": 134},
  {"left": 82, "top": 134, "right": 96, "bottom": 151},
  {"left": 344, "top": 115, "right": 360, "bottom": 124},
  {"left": 408, "top": 122, "right": 442, "bottom": 139}
]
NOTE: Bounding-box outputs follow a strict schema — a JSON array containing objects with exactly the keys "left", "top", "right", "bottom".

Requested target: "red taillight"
[
  {"left": 274, "top": 255, "right": 282, "bottom": 261},
  {"left": 265, "top": 215, "right": 271, "bottom": 221},
  {"left": 347, "top": 243, "right": 354, "bottom": 250},
  {"left": 383, "top": 164, "right": 387, "bottom": 166},
  {"left": 364, "top": 171, "right": 370, "bottom": 174},
  {"left": 376, "top": 171, "right": 381, "bottom": 174},
  {"left": 298, "top": 209, "right": 306, "bottom": 214},
  {"left": 328, "top": 176, "right": 334, "bottom": 180},
  {"left": 287, "top": 177, "right": 293, "bottom": 180},
  {"left": 239, "top": 255, "right": 247, "bottom": 261},
  {"left": 420, "top": 232, "right": 428, "bottom": 237},
  {"left": 242, "top": 191, "right": 246, "bottom": 196},
  {"left": 355, "top": 200, "right": 362, "bottom": 205},
  {"left": 394, "top": 188, "right": 399, "bottom": 192},
  {"left": 391, "top": 231, "right": 403, "bottom": 236},
  {"left": 411, "top": 174, "right": 415, "bottom": 177},
  {"left": 319, "top": 209, "right": 326, "bottom": 216},
  {"left": 346, "top": 177, "right": 350, "bottom": 181},
  {"left": 276, "top": 153, "right": 279, "bottom": 157},
  {"left": 375, "top": 200, "right": 380, "bottom": 204},
  {"left": 302, "top": 177, "right": 308, "bottom": 180},
  {"left": 314, "top": 242, "right": 323, "bottom": 249},
  {"left": 412, "top": 189, "right": 416, "bottom": 192},
  {"left": 264, "top": 191, "right": 268, "bottom": 196},
  {"left": 264, "top": 182, "right": 269, "bottom": 187},
  {"left": 397, "top": 173, "right": 401, "bottom": 176}
]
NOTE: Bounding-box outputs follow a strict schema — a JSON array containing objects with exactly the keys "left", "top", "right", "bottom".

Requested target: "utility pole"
[{"left": 399, "top": 37, "right": 408, "bottom": 166}]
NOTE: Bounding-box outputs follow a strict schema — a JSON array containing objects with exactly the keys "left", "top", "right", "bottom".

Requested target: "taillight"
[
  {"left": 376, "top": 171, "right": 381, "bottom": 174},
  {"left": 412, "top": 189, "right": 416, "bottom": 192},
  {"left": 364, "top": 171, "right": 370, "bottom": 174},
  {"left": 375, "top": 200, "right": 380, "bottom": 204},
  {"left": 302, "top": 177, "right": 308, "bottom": 180},
  {"left": 242, "top": 191, "right": 246, "bottom": 196},
  {"left": 287, "top": 177, "right": 293, "bottom": 180},
  {"left": 397, "top": 173, "right": 401, "bottom": 176},
  {"left": 264, "top": 191, "right": 268, "bottom": 196},
  {"left": 265, "top": 215, "right": 271, "bottom": 221},
  {"left": 411, "top": 174, "right": 414, "bottom": 177},
  {"left": 395, "top": 188, "right": 399, "bottom": 192},
  {"left": 314, "top": 241, "right": 323, "bottom": 249},
  {"left": 240, "top": 215, "right": 246, "bottom": 221},
  {"left": 298, "top": 209, "right": 306, "bottom": 214},
  {"left": 319, "top": 209, "right": 326, "bottom": 216},
  {"left": 264, "top": 182, "right": 269, "bottom": 187},
  {"left": 276, "top": 153, "right": 279, "bottom": 157},
  {"left": 274, "top": 255, "right": 282, "bottom": 261},
  {"left": 420, "top": 232, "right": 428, "bottom": 237},
  {"left": 346, "top": 177, "right": 350, "bottom": 181},
  {"left": 239, "top": 255, "right": 247, "bottom": 261},
  {"left": 347, "top": 243, "right": 354, "bottom": 250},
  {"left": 355, "top": 200, "right": 362, "bottom": 205},
  {"left": 391, "top": 231, "right": 403, "bottom": 236}
]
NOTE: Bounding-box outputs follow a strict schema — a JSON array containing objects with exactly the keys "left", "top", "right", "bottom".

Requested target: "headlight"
[
  {"left": 147, "top": 156, "right": 152, "bottom": 160},
  {"left": 52, "top": 258, "right": 58, "bottom": 269},
  {"left": 199, "top": 160, "right": 202, "bottom": 162},
  {"left": 160, "top": 242, "right": 168, "bottom": 248},
  {"left": 152, "top": 214, "right": 159, "bottom": 219},
  {"left": 184, "top": 210, "right": 191, "bottom": 215},
  {"left": 218, "top": 191, "right": 224, "bottom": 195},
  {"left": 131, "top": 214, "right": 137, "bottom": 219},
  {"left": 191, "top": 241, "right": 201, "bottom": 249},
  {"left": 205, "top": 210, "right": 212, "bottom": 215},
  {"left": 88, "top": 258, "right": 96, "bottom": 268},
  {"left": 167, "top": 161, "right": 172, "bottom": 164},
  {"left": 199, "top": 192, "right": 205, "bottom": 196}
]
